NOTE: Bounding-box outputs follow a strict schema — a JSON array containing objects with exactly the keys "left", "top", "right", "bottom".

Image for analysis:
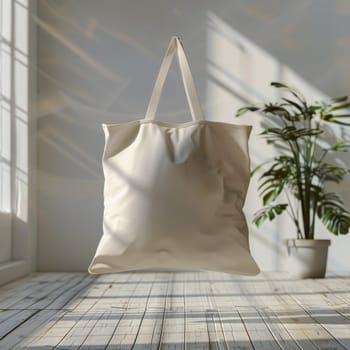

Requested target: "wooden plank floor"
[{"left": 0, "top": 271, "right": 350, "bottom": 349}]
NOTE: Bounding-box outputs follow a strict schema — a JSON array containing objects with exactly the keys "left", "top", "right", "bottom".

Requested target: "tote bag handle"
[{"left": 144, "top": 36, "right": 205, "bottom": 121}]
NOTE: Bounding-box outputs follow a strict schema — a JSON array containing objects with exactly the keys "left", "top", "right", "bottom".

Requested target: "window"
[{"left": 0, "top": 0, "right": 29, "bottom": 264}]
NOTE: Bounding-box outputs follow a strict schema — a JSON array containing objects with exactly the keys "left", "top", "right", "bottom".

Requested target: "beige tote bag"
[{"left": 88, "top": 36, "right": 260, "bottom": 275}]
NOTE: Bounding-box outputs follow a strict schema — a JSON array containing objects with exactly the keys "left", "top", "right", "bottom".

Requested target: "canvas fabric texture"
[{"left": 88, "top": 36, "right": 260, "bottom": 275}]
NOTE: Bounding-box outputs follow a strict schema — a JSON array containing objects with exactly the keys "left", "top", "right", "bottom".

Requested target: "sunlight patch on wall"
[
  {"left": 0, "top": 0, "right": 29, "bottom": 226},
  {"left": 0, "top": 0, "right": 13, "bottom": 262},
  {"left": 206, "top": 11, "right": 280, "bottom": 125},
  {"left": 1, "top": 0, "right": 13, "bottom": 216},
  {"left": 14, "top": 0, "right": 29, "bottom": 223}
]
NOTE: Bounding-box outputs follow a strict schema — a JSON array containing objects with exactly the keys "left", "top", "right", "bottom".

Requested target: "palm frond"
[{"left": 253, "top": 204, "right": 289, "bottom": 227}]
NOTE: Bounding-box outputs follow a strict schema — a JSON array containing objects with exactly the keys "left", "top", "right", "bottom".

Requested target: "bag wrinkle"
[{"left": 88, "top": 36, "right": 259, "bottom": 276}]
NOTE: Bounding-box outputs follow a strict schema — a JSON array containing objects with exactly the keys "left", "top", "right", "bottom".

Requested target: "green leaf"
[
  {"left": 262, "top": 185, "right": 283, "bottom": 205},
  {"left": 322, "top": 114, "right": 334, "bottom": 121},
  {"left": 322, "top": 108, "right": 350, "bottom": 125},
  {"left": 281, "top": 97, "right": 304, "bottom": 113},
  {"left": 262, "top": 104, "right": 293, "bottom": 120},
  {"left": 331, "top": 114, "right": 350, "bottom": 118},
  {"left": 261, "top": 126, "right": 322, "bottom": 141},
  {"left": 327, "top": 140, "right": 350, "bottom": 152},
  {"left": 316, "top": 192, "right": 350, "bottom": 235},
  {"left": 253, "top": 204, "right": 288, "bottom": 227},
  {"left": 271, "top": 82, "right": 289, "bottom": 88},
  {"left": 331, "top": 120, "right": 350, "bottom": 126},
  {"left": 270, "top": 81, "right": 306, "bottom": 104},
  {"left": 330, "top": 102, "right": 350, "bottom": 111},
  {"left": 313, "top": 163, "right": 348, "bottom": 183},
  {"left": 331, "top": 96, "right": 348, "bottom": 103},
  {"left": 309, "top": 105, "right": 322, "bottom": 111},
  {"left": 250, "top": 160, "right": 272, "bottom": 177},
  {"left": 263, "top": 190, "right": 276, "bottom": 205},
  {"left": 236, "top": 106, "right": 260, "bottom": 117}
]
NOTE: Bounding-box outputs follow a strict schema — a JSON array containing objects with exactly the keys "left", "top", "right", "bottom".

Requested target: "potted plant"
[{"left": 236, "top": 82, "right": 350, "bottom": 278}]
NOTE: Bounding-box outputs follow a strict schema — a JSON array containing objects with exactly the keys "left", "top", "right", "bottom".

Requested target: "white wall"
[{"left": 37, "top": 0, "right": 350, "bottom": 272}]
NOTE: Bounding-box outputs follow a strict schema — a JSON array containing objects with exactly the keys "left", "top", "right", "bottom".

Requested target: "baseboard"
[{"left": 0, "top": 261, "right": 32, "bottom": 287}]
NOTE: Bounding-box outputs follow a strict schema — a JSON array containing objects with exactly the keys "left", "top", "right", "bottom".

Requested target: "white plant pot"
[{"left": 286, "top": 239, "right": 331, "bottom": 279}]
